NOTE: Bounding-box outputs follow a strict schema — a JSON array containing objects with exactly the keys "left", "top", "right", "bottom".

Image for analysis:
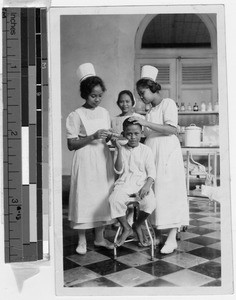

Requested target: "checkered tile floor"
[{"left": 63, "top": 198, "right": 221, "bottom": 287}]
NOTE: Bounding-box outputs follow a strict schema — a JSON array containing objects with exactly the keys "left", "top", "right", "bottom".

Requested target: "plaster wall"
[{"left": 61, "top": 14, "right": 144, "bottom": 174}]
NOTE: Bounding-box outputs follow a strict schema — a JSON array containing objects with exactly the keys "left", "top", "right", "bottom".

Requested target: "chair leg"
[
  {"left": 176, "top": 228, "right": 181, "bottom": 241},
  {"left": 151, "top": 226, "right": 157, "bottom": 250},
  {"left": 145, "top": 220, "right": 154, "bottom": 261},
  {"left": 114, "top": 226, "right": 121, "bottom": 260}
]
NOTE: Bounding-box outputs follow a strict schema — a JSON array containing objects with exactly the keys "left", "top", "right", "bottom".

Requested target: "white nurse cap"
[
  {"left": 141, "top": 65, "right": 158, "bottom": 82},
  {"left": 76, "top": 63, "right": 96, "bottom": 82}
]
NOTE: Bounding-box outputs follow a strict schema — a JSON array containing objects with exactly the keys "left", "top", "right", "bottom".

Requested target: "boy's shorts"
[{"left": 109, "top": 187, "right": 156, "bottom": 219}]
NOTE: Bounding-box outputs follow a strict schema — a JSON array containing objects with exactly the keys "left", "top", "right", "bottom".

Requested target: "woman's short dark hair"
[
  {"left": 136, "top": 78, "right": 161, "bottom": 94},
  {"left": 80, "top": 76, "right": 106, "bottom": 100},
  {"left": 117, "top": 90, "right": 135, "bottom": 107}
]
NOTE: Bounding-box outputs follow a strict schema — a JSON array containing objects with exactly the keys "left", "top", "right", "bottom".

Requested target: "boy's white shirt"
[{"left": 113, "top": 143, "right": 156, "bottom": 193}]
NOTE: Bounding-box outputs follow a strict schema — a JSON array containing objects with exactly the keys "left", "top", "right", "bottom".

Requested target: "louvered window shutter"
[
  {"left": 182, "top": 65, "right": 212, "bottom": 84},
  {"left": 156, "top": 65, "right": 170, "bottom": 84}
]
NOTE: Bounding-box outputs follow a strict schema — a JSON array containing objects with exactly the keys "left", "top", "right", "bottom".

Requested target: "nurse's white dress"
[
  {"left": 66, "top": 106, "right": 115, "bottom": 229},
  {"left": 144, "top": 98, "right": 189, "bottom": 229}
]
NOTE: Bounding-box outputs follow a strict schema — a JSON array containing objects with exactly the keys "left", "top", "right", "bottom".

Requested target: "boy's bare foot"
[
  {"left": 94, "top": 239, "right": 114, "bottom": 249},
  {"left": 116, "top": 227, "right": 133, "bottom": 247},
  {"left": 132, "top": 223, "right": 145, "bottom": 245}
]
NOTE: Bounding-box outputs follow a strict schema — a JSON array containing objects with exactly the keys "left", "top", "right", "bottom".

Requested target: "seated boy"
[{"left": 109, "top": 118, "right": 156, "bottom": 246}]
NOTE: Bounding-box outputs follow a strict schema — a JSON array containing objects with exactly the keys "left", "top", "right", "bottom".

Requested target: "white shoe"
[
  {"left": 76, "top": 242, "right": 87, "bottom": 255},
  {"left": 160, "top": 241, "right": 177, "bottom": 254}
]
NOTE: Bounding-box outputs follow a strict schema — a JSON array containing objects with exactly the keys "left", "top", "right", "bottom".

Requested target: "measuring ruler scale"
[{"left": 2, "top": 7, "right": 49, "bottom": 262}]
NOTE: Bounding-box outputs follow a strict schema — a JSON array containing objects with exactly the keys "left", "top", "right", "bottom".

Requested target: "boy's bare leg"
[
  {"left": 154, "top": 228, "right": 162, "bottom": 246},
  {"left": 116, "top": 215, "right": 133, "bottom": 246},
  {"left": 132, "top": 211, "right": 149, "bottom": 245}
]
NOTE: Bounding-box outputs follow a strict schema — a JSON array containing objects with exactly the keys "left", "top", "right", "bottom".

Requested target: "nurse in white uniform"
[
  {"left": 66, "top": 63, "right": 115, "bottom": 255},
  {"left": 130, "top": 65, "right": 189, "bottom": 254},
  {"left": 111, "top": 90, "right": 144, "bottom": 135}
]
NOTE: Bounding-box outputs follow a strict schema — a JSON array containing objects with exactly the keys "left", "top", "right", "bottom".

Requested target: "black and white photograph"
[
  {"left": 0, "top": 1, "right": 235, "bottom": 299},
  {"left": 50, "top": 3, "right": 233, "bottom": 296}
]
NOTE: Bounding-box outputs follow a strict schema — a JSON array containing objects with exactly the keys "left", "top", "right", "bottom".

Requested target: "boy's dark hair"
[
  {"left": 117, "top": 90, "right": 135, "bottom": 107},
  {"left": 80, "top": 76, "right": 106, "bottom": 100},
  {"left": 136, "top": 78, "right": 161, "bottom": 94},
  {"left": 123, "top": 118, "right": 142, "bottom": 132}
]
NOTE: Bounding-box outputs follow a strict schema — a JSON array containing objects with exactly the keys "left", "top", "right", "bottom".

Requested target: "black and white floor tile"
[{"left": 63, "top": 198, "right": 221, "bottom": 287}]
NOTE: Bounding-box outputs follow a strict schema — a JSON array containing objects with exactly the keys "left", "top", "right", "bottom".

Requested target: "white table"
[{"left": 181, "top": 147, "right": 220, "bottom": 195}]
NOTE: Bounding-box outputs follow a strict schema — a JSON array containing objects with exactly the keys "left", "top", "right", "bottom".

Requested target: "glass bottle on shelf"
[
  {"left": 187, "top": 103, "right": 192, "bottom": 111},
  {"left": 200, "top": 101, "right": 206, "bottom": 112},
  {"left": 193, "top": 102, "right": 199, "bottom": 111},
  {"left": 180, "top": 102, "right": 185, "bottom": 111},
  {"left": 207, "top": 102, "right": 213, "bottom": 112}
]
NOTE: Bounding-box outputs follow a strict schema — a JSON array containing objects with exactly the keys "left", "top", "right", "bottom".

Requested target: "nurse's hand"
[
  {"left": 128, "top": 116, "right": 147, "bottom": 127},
  {"left": 93, "top": 129, "right": 110, "bottom": 140}
]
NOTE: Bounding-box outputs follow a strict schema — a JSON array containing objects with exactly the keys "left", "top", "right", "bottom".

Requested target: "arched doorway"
[{"left": 134, "top": 14, "right": 218, "bottom": 111}]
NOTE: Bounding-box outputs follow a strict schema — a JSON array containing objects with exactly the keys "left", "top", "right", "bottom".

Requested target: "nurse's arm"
[
  {"left": 131, "top": 116, "right": 177, "bottom": 136},
  {"left": 67, "top": 136, "right": 95, "bottom": 151},
  {"left": 144, "top": 121, "right": 177, "bottom": 136},
  {"left": 67, "top": 129, "right": 110, "bottom": 151}
]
